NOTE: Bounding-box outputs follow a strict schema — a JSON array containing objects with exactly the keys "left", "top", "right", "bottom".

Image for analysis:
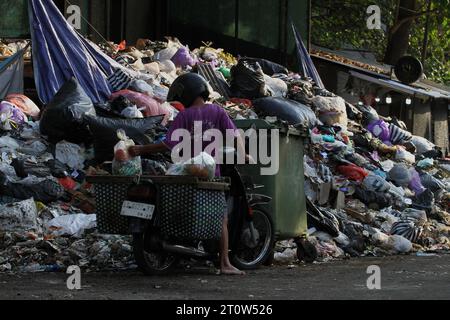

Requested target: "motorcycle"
[{"left": 123, "top": 163, "right": 274, "bottom": 275}]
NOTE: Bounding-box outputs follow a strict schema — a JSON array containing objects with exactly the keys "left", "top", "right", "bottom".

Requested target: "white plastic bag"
[
  {"left": 120, "top": 106, "right": 144, "bottom": 119},
  {"left": 46, "top": 213, "right": 97, "bottom": 238},
  {"left": 112, "top": 130, "right": 142, "bottom": 176},
  {"left": 55, "top": 141, "right": 85, "bottom": 170},
  {"left": 166, "top": 152, "right": 216, "bottom": 180}
]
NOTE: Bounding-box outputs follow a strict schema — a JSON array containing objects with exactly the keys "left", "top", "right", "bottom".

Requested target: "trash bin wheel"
[
  {"left": 230, "top": 206, "right": 274, "bottom": 270},
  {"left": 295, "top": 236, "right": 317, "bottom": 263},
  {"left": 132, "top": 229, "right": 178, "bottom": 276}
]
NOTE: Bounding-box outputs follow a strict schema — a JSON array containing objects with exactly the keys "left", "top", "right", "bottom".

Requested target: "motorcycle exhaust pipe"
[{"left": 161, "top": 242, "right": 210, "bottom": 258}]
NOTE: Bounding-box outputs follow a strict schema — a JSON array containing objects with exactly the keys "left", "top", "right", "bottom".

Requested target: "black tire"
[
  {"left": 132, "top": 232, "right": 178, "bottom": 276},
  {"left": 230, "top": 206, "right": 274, "bottom": 270},
  {"left": 296, "top": 237, "right": 317, "bottom": 264}
]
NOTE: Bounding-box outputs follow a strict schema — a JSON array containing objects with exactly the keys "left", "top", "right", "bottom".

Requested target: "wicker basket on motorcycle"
[
  {"left": 157, "top": 178, "right": 228, "bottom": 240},
  {"left": 86, "top": 176, "right": 135, "bottom": 234}
]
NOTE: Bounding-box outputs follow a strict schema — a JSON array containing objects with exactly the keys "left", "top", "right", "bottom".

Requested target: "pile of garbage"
[{"left": 0, "top": 36, "right": 448, "bottom": 273}]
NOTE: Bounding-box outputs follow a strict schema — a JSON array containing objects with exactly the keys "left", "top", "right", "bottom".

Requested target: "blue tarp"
[
  {"left": 28, "top": 0, "right": 115, "bottom": 104},
  {"left": 0, "top": 47, "right": 27, "bottom": 99},
  {"left": 291, "top": 22, "right": 325, "bottom": 89}
]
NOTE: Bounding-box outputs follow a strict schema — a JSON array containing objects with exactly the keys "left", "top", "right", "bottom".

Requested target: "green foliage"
[{"left": 311, "top": 0, "right": 450, "bottom": 85}]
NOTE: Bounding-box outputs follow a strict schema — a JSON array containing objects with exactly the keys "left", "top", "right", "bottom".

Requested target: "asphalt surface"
[{"left": 0, "top": 254, "right": 449, "bottom": 300}]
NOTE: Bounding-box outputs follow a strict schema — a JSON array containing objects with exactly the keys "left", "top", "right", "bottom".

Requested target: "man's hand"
[{"left": 128, "top": 146, "right": 141, "bottom": 157}]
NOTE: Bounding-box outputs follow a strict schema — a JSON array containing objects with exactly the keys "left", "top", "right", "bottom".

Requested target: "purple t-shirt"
[{"left": 163, "top": 104, "right": 238, "bottom": 176}]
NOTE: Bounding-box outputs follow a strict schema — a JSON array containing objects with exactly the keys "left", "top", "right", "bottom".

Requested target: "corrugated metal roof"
[{"left": 349, "top": 70, "right": 450, "bottom": 100}]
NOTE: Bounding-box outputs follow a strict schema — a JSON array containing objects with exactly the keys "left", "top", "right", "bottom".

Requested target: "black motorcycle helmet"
[{"left": 167, "top": 73, "right": 210, "bottom": 108}]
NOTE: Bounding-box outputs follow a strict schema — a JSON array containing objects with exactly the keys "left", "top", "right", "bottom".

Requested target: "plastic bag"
[
  {"left": 55, "top": 141, "right": 85, "bottom": 170},
  {"left": 264, "top": 75, "right": 288, "bottom": 98},
  {"left": 373, "top": 231, "right": 412, "bottom": 253},
  {"left": 253, "top": 97, "right": 317, "bottom": 128},
  {"left": 154, "top": 46, "right": 179, "bottom": 62},
  {"left": 410, "top": 135, "right": 435, "bottom": 155},
  {"left": 166, "top": 152, "right": 216, "bottom": 180},
  {"left": 243, "top": 57, "right": 288, "bottom": 76},
  {"left": 388, "top": 164, "right": 412, "bottom": 186},
  {"left": 395, "top": 147, "right": 415, "bottom": 164},
  {"left": 121, "top": 106, "right": 144, "bottom": 119},
  {"left": 408, "top": 168, "right": 426, "bottom": 195},
  {"left": 39, "top": 78, "right": 96, "bottom": 144},
  {"left": 157, "top": 60, "right": 177, "bottom": 74},
  {"left": 130, "top": 79, "right": 154, "bottom": 96},
  {"left": 0, "top": 135, "right": 20, "bottom": 149},
  {"left": 363, "top": 173, "right": 391, "bottom": 193},
  {"left": 112, "top": 130, "right": 142, "bottom": 176},
  {"left": 46, "top": 213, "right": 96, "bottom": 238},
  {"left": 311, "top": 96, "right": 348, "bottom": 127},
  {"left": 110, "top": 90, "right": 170, "bottom": 123},
  {"left": 171, "top": 46, "right": 197, "bottom": 68},
  {"left": 5, "top": 94, "right": 40, "bottom": 120},
  {"left": 144, "top": 62, "right": 161, "bottom": 75},
  {"left": 367, "top": 120, "right": 390, "bottom": 143},
  {"left": 358, "top": 104, "right": 379, "bottom": 125},
  {"left": 0, "top": 177, "right": 65, "bottom": 204},
  {"left": 0, "top": 101, "right": 27, "bottom": 130},
  {"left": 85, "top": 115, "right": 164, "bottom": 163},
  {"left": 230, "top": 59, "right": 267, "bottom": 99}
]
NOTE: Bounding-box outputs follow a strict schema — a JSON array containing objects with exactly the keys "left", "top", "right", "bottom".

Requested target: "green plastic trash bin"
[{"left": 234, "top": 119, "right": 308, "bottom": 240}]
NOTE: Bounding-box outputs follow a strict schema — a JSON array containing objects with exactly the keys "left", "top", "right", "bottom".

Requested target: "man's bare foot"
[{"left": 220, "top": 265, "right": 246, "bottom": 275}]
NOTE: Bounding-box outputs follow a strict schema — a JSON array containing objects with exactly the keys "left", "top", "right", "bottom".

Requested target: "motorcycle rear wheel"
[
  {"left": 132, "top": 230, "right": 178, "bottom": 276},
  {"left": 230, "top": 206, "right": 274, "bottom": 270}
]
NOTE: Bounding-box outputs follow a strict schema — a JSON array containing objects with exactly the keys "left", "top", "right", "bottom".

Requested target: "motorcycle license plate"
[{"left": 120, "top": 201, "right": 155, "bottom": 220}]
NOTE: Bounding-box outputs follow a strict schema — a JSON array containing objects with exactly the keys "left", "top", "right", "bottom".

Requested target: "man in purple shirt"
[{"left": 129, "top": 73, "right": 246, "bottom": 275}]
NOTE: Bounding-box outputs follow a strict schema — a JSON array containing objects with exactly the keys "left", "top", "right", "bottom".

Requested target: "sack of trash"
[
  {"left": 0, "top": 175, "right": 65, "bottom": 204},
  {"left": 166, "top": 152, "right": 216, "bottom": 180},
  {"left": 112, "top": 130, "right": 142, "bottom": 176},
  {"left": 311, "top": 96, "right": 348, "bottom": 127},
  {"left": 39, "top": 78, "right": 96, "bottom": 143},
  {"left": 243, "top": 57, "right": 288, "bottom": 76},
  {"left": 85, "top": 115, "right": 165, "bottom": 163},
  {"left": 253, "top": 97, "right": 318, "bottom": 128},
  {"left": 230, "top": 59, "right": 267, "bottom": 99}
]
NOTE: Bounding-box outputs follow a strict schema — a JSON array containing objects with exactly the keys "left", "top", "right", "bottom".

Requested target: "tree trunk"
[{"left": 383, "top": 0, "right": 418, "bottom": 65}]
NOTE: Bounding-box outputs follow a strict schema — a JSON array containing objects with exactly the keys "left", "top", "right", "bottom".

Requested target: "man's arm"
[{"left": 129, "top": 143, "right": 168, "bottom": 157}]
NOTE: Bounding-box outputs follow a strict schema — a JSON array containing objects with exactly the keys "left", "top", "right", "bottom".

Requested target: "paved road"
[{"left": 0, "top": 254, "right": 449, "bottom": 300}]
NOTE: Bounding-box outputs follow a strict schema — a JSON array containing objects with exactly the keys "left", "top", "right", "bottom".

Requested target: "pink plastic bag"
[
  {"left": 110, "top": 90, "right": 170, "bottom": 124},
  {"left": 5, "top": 94, "right": 40, "bottom": 120}
]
